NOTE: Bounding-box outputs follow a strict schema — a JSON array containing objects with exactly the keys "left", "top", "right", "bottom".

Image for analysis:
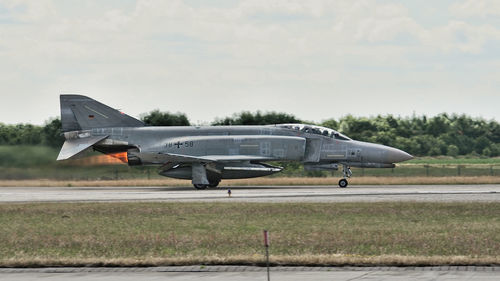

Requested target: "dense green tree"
[
  {"left": 0, "top": 113, "right": 499, "bottom": 157},
  {"left": 475, "top": 136, "right": 492, "bottom": 154},
  {"left": 447, "top": 145, "right": 459, "bottom": 157},
  {"left": 330, "top": 114, "right": 499, "bottom": 157},
  {"left": 320, "top": 119, "right": 339, "bottom": 131},
  {"left": 426, "top": 114, "right": 451, "bottom": 137},
  {"left": 0, "top": 119, "right": 64, "bottom": 148},
  {"left": 487, "top": 122, "right": 500, "bottom": 143},
  {"left": 212, "top": 111, "right": 301, "bottom": 125},
  {"left": 482, "top": 147, "right": 492, "bottom": 157},
  {"left": 0, "top": 124, "right": 41, "bottom": 145},
  {"left": 41, "top": 118, "right": 64, "bottom": 147},
  {"left": 141, "top": 110, "right": 190, "bottom": 126}
]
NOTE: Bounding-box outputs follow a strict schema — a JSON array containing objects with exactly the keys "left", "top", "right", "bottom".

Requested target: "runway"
[
  {"left": 1, "top": 266, "right": 498, "bottom": 281},
  {"left": 0, "top": 184, "right": 499, "bottom": 203}
]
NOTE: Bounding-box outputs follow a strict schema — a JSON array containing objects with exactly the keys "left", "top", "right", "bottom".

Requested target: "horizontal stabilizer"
[{"left": 57, "top": 135, "right": 108, "bottom": 160}]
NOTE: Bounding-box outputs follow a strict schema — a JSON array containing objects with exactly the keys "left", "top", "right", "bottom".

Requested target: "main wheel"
[
  {"left": 208, "top": 180, "right": 220, "bottom": 188},
  {"left": 338, "top": 179, "right": 348, "bottom": 188},
  {"left": 193, "top": 184, "right": 208, "bottom": 190}
]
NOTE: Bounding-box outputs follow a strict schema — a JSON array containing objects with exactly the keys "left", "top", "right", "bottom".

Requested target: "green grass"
[
  {"left": 0, "top": 145, "right": 58, "bottom": 167},
  {"left": 0, "top": 202, "right": 498, "bottom": 266},
  {"left": 408, "top": 156, "right": 500, "bottom": 165},
  {"left": 351, "top": 166, "right": 500, "bottom": 177}
]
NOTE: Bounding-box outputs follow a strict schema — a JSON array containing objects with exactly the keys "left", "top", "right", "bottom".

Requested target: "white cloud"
[
  {"left": 451, "top": 0, "right": 500, "bottom": 18},
  {"left": 0, "top": 0, "right": 499, "bottom": 124},
  {"left": 330, "top": 1, "right": 419, "bottom": 43},
  {"left": 415, "top": 20, "right": 500, "bottom": 55},
  {"left": 1, "top": 0, "right": 56, "bottom": 22},
  {"left": 4, "top": 0, "right": 497, "bottom": 64}
]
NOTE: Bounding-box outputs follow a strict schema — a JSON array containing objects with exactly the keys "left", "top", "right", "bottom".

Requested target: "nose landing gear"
[{"left": 338, "top": 165, "right": 352, "bottom": 188}]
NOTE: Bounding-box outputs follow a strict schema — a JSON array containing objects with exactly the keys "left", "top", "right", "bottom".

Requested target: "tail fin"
[{"left": 60, "top": 94, "right": 144, "bottom": 132}]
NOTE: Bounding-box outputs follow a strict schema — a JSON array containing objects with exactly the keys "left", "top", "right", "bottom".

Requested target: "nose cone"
[{"left": 386, "top": 147, "right": 414, "bottom": 163}]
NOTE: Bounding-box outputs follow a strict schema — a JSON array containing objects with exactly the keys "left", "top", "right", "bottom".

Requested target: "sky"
[{"left": 0, "top": 0, "right": 499, "bottom": 125}]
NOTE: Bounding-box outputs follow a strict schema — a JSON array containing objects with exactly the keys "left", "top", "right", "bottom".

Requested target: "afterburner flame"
[
  {"left": 108, "top": 152, "right": 128, "bottom": 163},
  {"left": 69, "top": 152, "right": 128, "bottom": 166}
]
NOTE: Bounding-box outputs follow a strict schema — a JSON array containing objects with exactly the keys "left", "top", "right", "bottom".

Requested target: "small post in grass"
[{"left": 263, "top": 229, "right": 270, "bottom": 281}]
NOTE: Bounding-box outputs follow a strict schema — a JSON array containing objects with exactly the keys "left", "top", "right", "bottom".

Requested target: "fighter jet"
[{"left": 57, "top": 95, "right": 413, "bottom": 188}]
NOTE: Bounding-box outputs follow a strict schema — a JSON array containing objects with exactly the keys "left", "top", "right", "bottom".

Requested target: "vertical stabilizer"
[{"left": 60, "top": 95, "right": 144, "bottom": 132}]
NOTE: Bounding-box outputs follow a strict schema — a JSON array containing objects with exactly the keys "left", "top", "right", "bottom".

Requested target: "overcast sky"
[{"left": 1, "top": 0, "right": 499, "bottom": 125}]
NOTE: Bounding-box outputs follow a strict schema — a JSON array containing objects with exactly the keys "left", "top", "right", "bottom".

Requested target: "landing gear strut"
[
  {"left": 191, "top": 163, "right": 221, "bottom": 190},
  {"left": 338, "top": 165, "right": 352, "bottom": 188}
]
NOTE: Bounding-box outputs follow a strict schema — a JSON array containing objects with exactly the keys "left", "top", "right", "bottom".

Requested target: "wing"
[{"left": 128, "top": 151, "right": 281, "bottom": 184}]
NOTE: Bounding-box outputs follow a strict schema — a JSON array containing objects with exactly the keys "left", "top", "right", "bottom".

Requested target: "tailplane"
[{"left": 60, "top": 94, "right": 144, "bottom": 132}]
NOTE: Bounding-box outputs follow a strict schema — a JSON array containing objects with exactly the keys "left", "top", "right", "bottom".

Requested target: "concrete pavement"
[
  {"left": 0, "top": 184, "right": 499, "bottom": 203},
  {"left": 0, "top": 266, "right": 498, "bottom": 281}
]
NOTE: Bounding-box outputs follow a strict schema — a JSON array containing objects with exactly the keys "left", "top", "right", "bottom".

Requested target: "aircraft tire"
[
  {"left": 208, "top": 181, "right": 220, "bottom": 188},
  {"left": 338, "top": 179, "right": 348, "bottom": 188},
  {"left": 193, "top": 184, "right": 208, "bottom": 190}
]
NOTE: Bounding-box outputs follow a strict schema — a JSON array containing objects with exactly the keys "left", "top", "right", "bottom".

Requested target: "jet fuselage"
[{"left": 57, "top": 95, "right": 413, "bottom": 188}]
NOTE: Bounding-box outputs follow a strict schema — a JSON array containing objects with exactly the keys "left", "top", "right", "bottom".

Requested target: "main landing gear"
[
  {"left": 193, "top": 180, "right": 221, "bottom": 190},
  {"left": 338, "top": 165, "right": 352, "bottom": 188}
]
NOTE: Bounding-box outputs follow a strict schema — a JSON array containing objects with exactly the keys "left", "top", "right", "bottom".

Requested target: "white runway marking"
[{"left": 0, "top": 185, "right": 499, "bottom": 203}]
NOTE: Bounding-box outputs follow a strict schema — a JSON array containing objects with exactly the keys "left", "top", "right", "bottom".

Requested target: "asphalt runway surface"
[
  {"left": 0, "top": 184, "right": 499, "bottom": 203},
  {"left": 1, "top": 266, "right": 499, "bottom": 281}
]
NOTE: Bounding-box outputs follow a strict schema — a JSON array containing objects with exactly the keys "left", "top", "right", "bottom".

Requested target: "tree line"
[{"left": 1, "top": 111, "right": 499, "bottom": 157}]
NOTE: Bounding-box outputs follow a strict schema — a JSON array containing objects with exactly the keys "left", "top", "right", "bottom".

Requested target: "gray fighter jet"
[{"left": 57, "top": 95, "right": 413, "bottom": 188}]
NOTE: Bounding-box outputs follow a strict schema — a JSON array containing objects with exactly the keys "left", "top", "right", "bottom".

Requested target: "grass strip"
[
  {"left": 1, "top": 176, "right": 500, "bottom": 187},
  {"left": 0, "top": 255, "right": 498, "bottom": 268},
  {"left": 408, "top": 157, "right": 500, "bottom": 165},
  {"left": 0, "top": 202, "right": 498, "bottom": 267}
]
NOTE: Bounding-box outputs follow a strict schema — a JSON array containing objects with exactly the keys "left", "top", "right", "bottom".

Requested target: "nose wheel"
[
  {"left": 338, "top": 178, "right": 348, "bottom": 188},
  {"left": 338, "top": 165, "right": 352, "bottom": 188}
]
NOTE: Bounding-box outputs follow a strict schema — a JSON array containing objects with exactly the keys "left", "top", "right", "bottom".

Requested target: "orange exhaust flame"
[
  {"left": 68, "top": 152, "right": 128, "bottom": 166},
  {"left": 108, "top": 152, "right": 128, "bottom": 163}
]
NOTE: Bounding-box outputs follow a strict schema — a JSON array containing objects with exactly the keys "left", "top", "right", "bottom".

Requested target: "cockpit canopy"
[{"left": 274, "top": 124, "right": 351, "bottom": 141}]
